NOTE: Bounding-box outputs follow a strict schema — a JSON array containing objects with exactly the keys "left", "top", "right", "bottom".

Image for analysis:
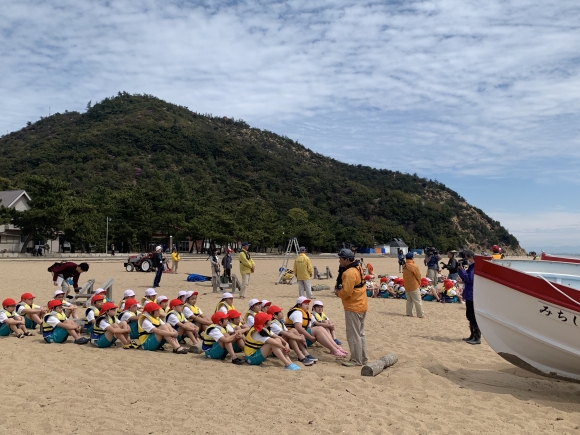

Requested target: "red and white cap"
[
  {"left": 156, "top": 295, "right": 168, "bottom": 304},
  {"left": 312, "top": 300, "right": 323, "bottom": 307},
  {"left": 296, "top": 296, "right": 311, "bottom": 305},
  {"left": 261, "top": 300, "right": 271, "bottom": 307},
  {"left": 95, "top": 288, "right": 107, "bottom": 295},
  {"left": 248, "top": 298, "right": 261, "bottom": 308},
  {"left": 123, "top": 289, "right": 136, "bottom": 298},
  {"left": 177, "top": 290, "right": 187, "bottom": 298},
  {"left": 145, "top": 288, "right": 157, "bottom": 297},
  {"left": 185, "top": 290, "right": 198, "bottom": 299}
]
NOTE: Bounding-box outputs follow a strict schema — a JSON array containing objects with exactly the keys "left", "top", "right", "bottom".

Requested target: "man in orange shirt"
[
  {"left": 403, "top": 252, "right": 424, "bottom": 318},
  {"left": 335, "top": 248, "right": 368, "bottom": 366}
]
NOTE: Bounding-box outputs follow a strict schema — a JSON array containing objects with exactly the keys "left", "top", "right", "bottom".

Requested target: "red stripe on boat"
[{"left": 541, "top": 252, "right": 580, "bottom": 264}]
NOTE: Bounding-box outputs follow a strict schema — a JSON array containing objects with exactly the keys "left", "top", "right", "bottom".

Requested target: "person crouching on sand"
[
  {"left": 285, "top": 296, "right": 347, "bottom": 358},
  {"left": 42, "top": 300, "right": 89, "bottom": 344},
  {"left": 244, "top": 312, "right": 300, "bottom": 370},
  {"left": 137, "top": 303, "right": 188, "bottom": 354}
]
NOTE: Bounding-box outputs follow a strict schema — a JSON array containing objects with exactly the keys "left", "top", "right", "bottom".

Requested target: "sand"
[{"left": 1, "top": 255, "right": 580, "bottom": 435}]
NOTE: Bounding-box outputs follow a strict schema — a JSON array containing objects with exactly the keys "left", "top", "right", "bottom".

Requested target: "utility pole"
[{"left": 105, "top": 216, "right": 111, "bottom": 254}]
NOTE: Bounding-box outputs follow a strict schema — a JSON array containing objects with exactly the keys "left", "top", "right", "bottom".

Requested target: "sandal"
[
  {"left": 16, "top": 333, "right": 24, "bottom": 339},
  {"left": 23, "top": 332, "right": 34, "bottom": 336},
  {"left": 173, "top": 347, "right": 188, "bottom": 354},
  {"left": 332, "top": 349, "right": 347, "bottom": 357}
]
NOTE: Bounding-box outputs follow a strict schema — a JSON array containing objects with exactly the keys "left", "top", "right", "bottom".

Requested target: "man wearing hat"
[
  {"left": 442, "top": 251, "right": 459, "bottom": 281},
  {"left": 293, "top": 246, "right": 313, "bottom": 298},
  {"left": 334, "top": 248, "right": 368, "bottom": 366},
  {"left": 402, "top": 252, "right": 424, "bottom": 318},
  {"left": 152, "top": 246, "right": 164, "bottom": 288},
  {"left": 238, "top": 242, "right": 255, "bottom": 299}
]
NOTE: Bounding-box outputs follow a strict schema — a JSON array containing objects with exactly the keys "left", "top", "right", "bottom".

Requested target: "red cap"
[
  {"left": 266, "top": 305, "right": 282, "bottom": 315},
  {"left": 100, "top": 302, "right": 117, "bottom": 313},
  {"left": 20, "top": 292, "right": 35, "bottom": 301},
  {"left": 364, "top": 275, "right": 372, "bottom": 281},
  {"left": 143, "top": 303, "right": 161, "bottom": 314},
  {"left": 48, "top": 299, "right": 63, "bottom": 310},
  {"left": 124, "top": 298, "right": 139, "bottom": 310},
  {"left": 91, "top": 294, "right": 105, "bottom": 303},
  {"left": 2, "top": 298, "right": 16, "bottom": 307},
  {"left": 380, "top": 277, "right": 387, "bottom": 283},
  {"left": 211, "top": 311, "right": 228, "bottom": 324},
  {"left": 253, "top": 312, "right": 272, "bottom": 332},
  {"left": 444, "top": 281, "right": 454, "bottom": 289},
  {"left": 226, "top": 248, "right": 232, "bottom": 252},
  {"left": 227, "top": 309, "right": 242, "bottom": 319},
  {"left": 169, "top": 299, "right": 184, "bottom": 309}
]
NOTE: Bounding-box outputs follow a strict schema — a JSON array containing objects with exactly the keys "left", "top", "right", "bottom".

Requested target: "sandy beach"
[{"left": 1, "top": 255, "right": 579, "bottom": 435}]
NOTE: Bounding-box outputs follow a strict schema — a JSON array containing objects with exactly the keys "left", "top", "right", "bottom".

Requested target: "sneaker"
[
  {"left": 130, "top": 342, "right": 141, "bottom": 349},
  {"left": 285, "top": 363, "right": 300, "bottom": 371},
  {"left": 306, "top": 354, "right": 318, "bottom": 362},
  {"left": 74, "top": 337, "right": 89, "bottom": 345},
  {"left": 232, "top": 357, "right": 245, "bottom": 365},
  {"left": 299, "top": 357, "right": 314, "bottom": 366},
  {"left": 334, "top": 338, "right": 342, "bottom": 345}
]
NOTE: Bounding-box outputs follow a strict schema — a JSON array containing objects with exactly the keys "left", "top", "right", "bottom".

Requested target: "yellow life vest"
[
  {"left": 0, "top": 309, "right": 16, "bottom": 322},
  {"left": 215, "top": 301, "right": 235, "bottom": 313},
  {"left": 166, "top": 309, "right": 186, "bottom": 329},
  {"left": 285, "top": 307, "right": 311, "bottom": 329},
  {"left": 41, "top": 311, "right": 67, "bottom": 335},
  {"left": 312, "top": 311, "right": 328, "bottom": 322},
  {"left": 16, "top": 302, "right": 38, "bottom": 313},
  {"left": 244, "top": 326, "right": 271, "bottom": 356},
  {"left": 201, "top": 324, "right": 227, "bottom": 347},
  {"left": 137, "top": 313, "right": 161, "bottom": 345},
  {"left": 271, "top": 318, "right": 287, "bottom": 333},
  {"left": 84, "top": 306, "right": 100, "bottom": 328},
  {"left": 92, "top": 314, "right": 117, "bottom": 337},
  {"left": 244, "top": 310, "right": 256, "bottom": 323},
  {"left": 185, "top": 303, "right": 201, "bottom": 320}
]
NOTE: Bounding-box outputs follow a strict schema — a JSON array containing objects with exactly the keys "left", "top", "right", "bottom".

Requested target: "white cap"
[
  {"left": 425, "top": 278, "right": 432, "bottom": 282},
  {"left": 261, "top": 300, "right": 270, "bottom": 306},
  {"left": 389, "top": 275, "right": 398, "bottom": 280},
  {"left": 95, "top": 288, "right": 106, "bottom": 294},
  {"left": 53, "top": 290, "right": 65, "bottom": 297},
  {"left": 312, "top": 300, "right": 323, "bottom": 307},
  {"left": 156, "top": 245, "right": 162, "bottom": 251},
  {"left": 451, "top": 280, "right": 457, "bottom": 284},
  {"left": 177, "top": 290, "right": 187, "bottom": 298},
  {"left": 400, "top": 286, "right": 406, "bottom": 292},
  {"left": 296, "top": 296, "right": 311, "bottom": 305},
  {"left": 145, "top": 288, "right": 157, "bottom": 297},
  {"left": 248, "top": 298, "right": 261, "bottom": 308},
  {"left": 222, "top": 292, "right": 233, "bottom": 299},
  {"left": 123, "top": 289, "right": 136, "bottom": 298},
  {"left": 156, "top": 295, "right": 168, "bottom": 304},
  {"left": 184, "top": 290, "right": 194, "bottom": 299}
]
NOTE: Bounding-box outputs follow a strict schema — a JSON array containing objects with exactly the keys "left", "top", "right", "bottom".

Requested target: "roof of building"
[
  {"left": 389, "top": 238, "right": 408, "bottom": 247},
  {"left": 0, "top": 190, "right": 31, "bottom": 208}
]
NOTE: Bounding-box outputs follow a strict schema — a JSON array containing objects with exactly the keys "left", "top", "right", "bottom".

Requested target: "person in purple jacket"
[{"left": 457, "top": 250, "right": 480, "bottom": 344}]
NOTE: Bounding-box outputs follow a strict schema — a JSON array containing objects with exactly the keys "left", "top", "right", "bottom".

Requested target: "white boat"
[
  {"left": 474, "top": 257, "right": 580, "bottom": 382},
  {"left": 541, "top": 252, "right": 580, "bottom": 264}
]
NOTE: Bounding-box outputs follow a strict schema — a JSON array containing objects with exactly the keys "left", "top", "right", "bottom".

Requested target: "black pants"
[
  {"left": 466, "top": 300, "right": 478, "bottom": 328},
  {"left": 224, "top": 268, "right": 231, "bottom": 280}
]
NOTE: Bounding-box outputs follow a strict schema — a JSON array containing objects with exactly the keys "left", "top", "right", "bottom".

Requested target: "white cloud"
[{"left": 0, "top": 0, "right": 579, "bottom": 181}]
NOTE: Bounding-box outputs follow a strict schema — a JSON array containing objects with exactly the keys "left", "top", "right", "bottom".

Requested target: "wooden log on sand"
[{"left": 361, "top": 353, "right": 398, "bottom": 377}]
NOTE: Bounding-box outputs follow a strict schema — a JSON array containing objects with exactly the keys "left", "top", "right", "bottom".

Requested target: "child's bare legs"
[
  {"left": 217, "top": 340, "right": 238, "bottom": 359},
  {"left": 260, "top": 343, "right": 292, "bottom": 366},
  {"left": 6, "top": 319, "right": 25, "bottom": 336},
  {"left": 178, "top": 323, "right": 199, "bottom": 344},
  {"left": 311, "top": 326, "right": 344, "bottom": 353},
  {"left": 153, "top": 324, "right": 182, "bottom": 350},
  {"left": 65, "top": 306, "right": 78, "bottom": 319},
  {"left": 106, "top": 323, "right": 131, "bottom": 345},
  {"left": 26, "top": 313, "right": 43, "bottom": 326},
  {"left": 287, "top": 337, "right": 307, "bottom": 359}
]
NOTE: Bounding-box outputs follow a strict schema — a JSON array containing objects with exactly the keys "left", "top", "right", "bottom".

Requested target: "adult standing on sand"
[
  {"left": 293, "top": 246, "right": 313, "bottom": 299},
  {"left": 49, "top": 262, "right": 89, "bottom": 294},
  {"left": 238, "top": 242, "right": 255, "bottom": 299},
  {"left": 402, "top": 252, "right": 424, "bottom": 318},
  {"left": 458, "top": 250, "right": 480, "bottom": 345},
  {"left": 171, "top": 248, "right": 180, "bottom": 274},
  {"left": 335, "top": 248, "right": 368, "bottom": 367},
  {"left": 221, "top": 248, "right": 233, "bottom": 282},
  {"left": 152, "top": 246, "right": 164, "bottom": 288}
]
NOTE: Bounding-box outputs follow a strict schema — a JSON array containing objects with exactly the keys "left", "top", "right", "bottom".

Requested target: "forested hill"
[{"left": 0, "top": 92, "right": 522, "bottom": 254}]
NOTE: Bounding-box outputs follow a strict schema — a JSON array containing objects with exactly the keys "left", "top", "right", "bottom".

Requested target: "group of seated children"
[
  {"left": 1, "top": 289, "right": 348, "bottom": 370},
  {"left": 365, "top": 275, "right": 464, "bottom": 303}
]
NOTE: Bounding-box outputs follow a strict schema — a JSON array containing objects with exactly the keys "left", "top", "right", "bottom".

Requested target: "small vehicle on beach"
[{"left": 124, "top": 252, "right": 155, "bottom": 272}]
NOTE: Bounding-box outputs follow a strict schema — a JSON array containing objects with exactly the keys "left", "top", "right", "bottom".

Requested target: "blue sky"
[{"left": 1, "top": 0, "right": 580, "bottom": 252}]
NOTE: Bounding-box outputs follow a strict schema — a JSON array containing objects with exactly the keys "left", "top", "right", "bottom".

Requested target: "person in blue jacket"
[{"left": 457, "top": 250, "right": 480, "bottom": 344}]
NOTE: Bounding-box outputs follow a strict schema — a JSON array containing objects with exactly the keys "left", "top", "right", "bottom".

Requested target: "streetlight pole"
[{"left": 105, "top": 217, "right": 111, "bottom": 254}]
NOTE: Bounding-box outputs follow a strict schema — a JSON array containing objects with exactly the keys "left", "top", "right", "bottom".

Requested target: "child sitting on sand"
[
  {"left": 52, "top": 290, "right": 78, "bottom": 318},
  {"left": 244, "top": 299, "right": 262, "bottom": 328},
  {"left": 141, "top": 288, "right": 158, "bottom": 308},
  {"left": 85, "top": 294, "right": 104, "bottom": 334},
  {"left": 420, "top": 278, "right": 441, "bottom": 302},
  {"left": 285, "top": 296, "right": 347, "bottom": 357},
  {"left": 118, "top": 298, "right": 140, "bottom": 339},
  {"left": 201, "top": 311, "right": 245, "bottom": 364},
  {"left": 267, "top": 305, "right": 315, "bottom": 366},
  {"left": 0, "top": 298, "right": 32, "bottom": 338},
  {"left": 226, "top": 309, "right": 250, "bottom": 335},
  {"left": 92, "top": 302, "right": 138, "bottom": 349},
  {"left": 183, "top": 291, "right": 212, "bottom": 331},
  {"left": 165, "top": 298, "right": 201, "bottom": 347},
  {"left": 365, "top": 275, "right": 379, "bottom": 298},
  {"left": 118, "top": 289, "right": 137, "bottom": 313},
  {"left": 215, "top": 292, "right": 235, "bottom": 314},
  {"left": 311, "top": 300, "right": 342, "bottom": 345},
  {"left": 261, "top": 300, "right": 271, "bottom": 312},
  {"left": 42, "top": 300, "right": 89, "bottom": 344},
  {"left": 156, "top": 295, "right": 169, "bottom": 319},
  {"left": 16, "top": 292, "right": 46, "bottom": 330},
  {"left": 137, "top": 303, "right": 188, "bottom": 354},
  {"left": 244, "top": 312, "right": 300, "bottom": 370}
]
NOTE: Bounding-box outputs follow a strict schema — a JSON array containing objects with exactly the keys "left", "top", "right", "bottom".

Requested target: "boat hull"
[
  {"left": 541, "top": 252, "right": 580, "bottom": 264},
  {"left": 475, "top": 259, "right": 580, "bottom": 382}
]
